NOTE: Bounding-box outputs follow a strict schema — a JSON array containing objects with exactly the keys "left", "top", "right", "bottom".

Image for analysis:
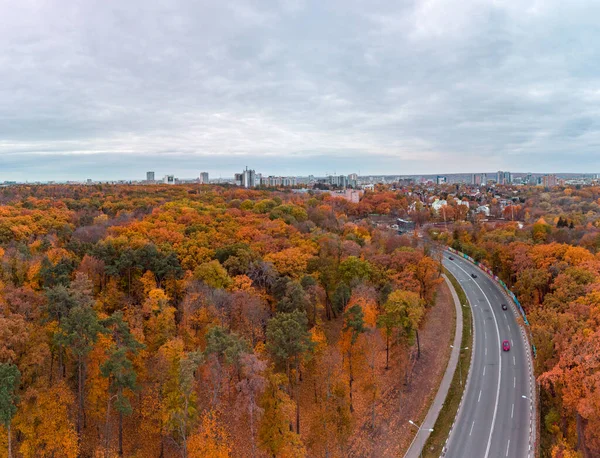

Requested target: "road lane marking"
[
  {"left": 483, "top": 366, "right": 486, "bottom": 376},
  {"left": 506, "top": 439, "right": 510, "bottom": 457},
  {"left": 478, "top": 390, "right": 482, "bottom": 402},
  {"left": 511, "top": 403, "right": 514, "bottom": 419},
  {"left": 513, "top": 356, "right": 516, "bottom": 366},
  {"left": 470, "top": 421, "right": 475, "bottom": 436},
  {"left": 451, "top": 261, "right": 503, "bottom": 458},
  {"left": 514, "top": 376, "right": 516, "bottom": 388},
  {"left": 511, "top": 339, "right": 514, "bottom": 347},
  {"left": 485, "top": 347, "right": 488, "bottom": 356}
]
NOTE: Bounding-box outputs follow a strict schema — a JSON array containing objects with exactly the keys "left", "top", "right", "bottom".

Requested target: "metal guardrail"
[{"left": 446, "top": 248, "right": 528, "bottom": 322}]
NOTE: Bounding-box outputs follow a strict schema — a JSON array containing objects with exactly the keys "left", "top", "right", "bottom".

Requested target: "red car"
[{"left": 502, "top": 340, "right": 511, "bottom": 351}]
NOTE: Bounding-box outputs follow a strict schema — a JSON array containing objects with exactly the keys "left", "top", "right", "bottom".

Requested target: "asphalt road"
[{"left": 443, "top": 254, "right": 534, "bottom": 458}]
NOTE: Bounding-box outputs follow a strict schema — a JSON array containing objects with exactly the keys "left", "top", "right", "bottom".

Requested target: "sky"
[{"left": 1, "top": 0, "right": 600, "bottom": 181}]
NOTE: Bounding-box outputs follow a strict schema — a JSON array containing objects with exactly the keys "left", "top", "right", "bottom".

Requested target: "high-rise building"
[
  {"left": 496, "top": 170, "right": 512, "bottom": 185},
  {"left": 328, "top": 175, "right": 348, "bottom": 188},
  {"left": 199, "top": 172, "right": 209, "bottom": 184},
  {"left": 163, "top": 175, "right": 175, "bottom": 185},
  {"left": 542, "top": 174, "right": 558, "bottom": 188},
  {"left": 241, "top": 167, "right": 256, "bottom": 188},
  {"left": 147, "top": 171, "right": 155, "bottom": 182}
]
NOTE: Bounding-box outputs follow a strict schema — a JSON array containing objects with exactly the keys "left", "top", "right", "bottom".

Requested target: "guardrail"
[{"left": 446, "top": 248, "right": 529, "bottom": 324}]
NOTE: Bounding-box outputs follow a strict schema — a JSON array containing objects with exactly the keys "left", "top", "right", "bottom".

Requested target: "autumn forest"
[
  {"left": 0, "top": 184, "right": 443, "bottom": 458},
  {"left": 0, "top": 183, "right": 599, "bottom": 458}
]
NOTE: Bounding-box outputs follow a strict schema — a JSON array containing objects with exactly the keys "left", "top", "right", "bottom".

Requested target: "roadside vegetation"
[{"left": 422, "top": 267, "right": 473, "bottom": 457}]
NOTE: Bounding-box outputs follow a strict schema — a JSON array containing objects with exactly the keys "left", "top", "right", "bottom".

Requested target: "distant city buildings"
[
  {"left": 524, "top": 173, "right": 534, "bottom": 185},
  {"left": 328, "top": 175, "right": 348, "bottom": 188},
  {"left": 260, "top": 176, "right": 298, "bottom": 187},
  {"left": 541, "top": 174, "right": 558, "bottom": 188},
  {"left": 228, "top": 168, "right": 362, "bottom": 189},
  {"left": 241, "top": 167, "right": 256, "bottom": 188},
  {"left": 61, "top": 169, "right": 596, "bottom": 190},
  {"left": 471, "top": 173, "right": 487, "bottom": 186},
  {"left": 496, "top": 171, "right": 512, "bottom": 185}
]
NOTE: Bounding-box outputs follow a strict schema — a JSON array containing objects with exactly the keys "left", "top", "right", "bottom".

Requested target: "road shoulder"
[{"left": 404, "top": 274, "right": 463, "bottom": 458}]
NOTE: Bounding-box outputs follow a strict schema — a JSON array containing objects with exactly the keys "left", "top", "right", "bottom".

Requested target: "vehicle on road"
[
  {"left": 501, "top": 303, "right": 508, "bottom": 310},
  {"left": 502, "top": 340, "right": 511, "bottom": 351},
  {"left": 470, "top": 273, "right": 477, "bottom": 278},
  {"left": 449, "top": 256, "right": 454, "bottom": 260}
]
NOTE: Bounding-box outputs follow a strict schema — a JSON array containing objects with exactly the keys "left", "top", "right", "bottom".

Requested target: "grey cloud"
[{"left": 1, "top": 0, "right": 600, "bottom": 181}]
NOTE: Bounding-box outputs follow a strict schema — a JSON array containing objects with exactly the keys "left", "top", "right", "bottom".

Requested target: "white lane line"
[
  {"left": 511, "top": 403, "right": 514, "bottom": 419},
  {"left": 506, "top": 439, "right": 510, "bottom": 457},
  {"left": 478, "top": 390, "right": 482, "bottom": 402},
  {"left": 452, "top": 261, "right": 502, "bottom": 458},
  {"left": 514, "top": 376, "right": 516, "bottom": 388},
  {"left": 513, "top": 356, "right": 516, "bottom": 366},
  {"left": 485, "top": 347, "right": 488, "bottom": 356},
  {"left": 511, "top": 339, "right": 514, "bottom": 347},
  {"left": 483, "top": 366, "right": 486, "bottom": 376},
  {"left": 470, "top": 421, "right": 475, "bottom": 436}
]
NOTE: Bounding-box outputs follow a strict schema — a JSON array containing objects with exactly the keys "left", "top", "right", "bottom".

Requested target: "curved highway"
[{"left": 443, "top": 254, "right": 535, "bottom": 458}]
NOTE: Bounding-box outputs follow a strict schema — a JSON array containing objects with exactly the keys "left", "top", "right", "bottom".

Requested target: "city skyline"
[
  {"left": 3, "top": 151, "right": 598, "bottom": 183},
  {"left": 1, "top": 164, "right": 588, "bottom": 186},
  {"left": 3, "top": 1, "right": 600, "bottom": 181}
]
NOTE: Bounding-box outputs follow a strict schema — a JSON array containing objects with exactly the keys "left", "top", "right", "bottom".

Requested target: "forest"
[{"left": 0, "top": 184, "right": 441, "bottom": 458}]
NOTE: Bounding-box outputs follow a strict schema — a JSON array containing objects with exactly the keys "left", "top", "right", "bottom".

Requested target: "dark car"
[
  {"left": 470, "top": 273, "right": 477, "bottom": 279},
  {"left": 501, "top": 303, "right": 508, "bottom": 311},
  {"left": 449, "top": 256, "right": 454, "bottom": 260},
  {"left": 502, "top": 340, "right": 511, "bottom": 351}
]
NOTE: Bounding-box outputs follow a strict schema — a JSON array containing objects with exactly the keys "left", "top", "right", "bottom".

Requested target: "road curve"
[{"left": 443, "top": 254, "right": 534, "bottom": 458}]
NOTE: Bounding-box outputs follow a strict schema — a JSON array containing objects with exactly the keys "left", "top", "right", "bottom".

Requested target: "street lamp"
[
  {"left": 450, "top": 345, "right": 469, "bottom": 386},
  {"left": 409, "top": 420, "right": 435, "bottom": 458}
]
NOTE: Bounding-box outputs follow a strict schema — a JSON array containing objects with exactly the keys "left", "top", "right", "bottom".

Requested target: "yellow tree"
[
  {"left": 143, "top": 288, "right": 177, "bottom": 352},
  {"left": 187, "top": 410, "right": 232, "bottom": 458},
  {"left": 14, "top": 382, "right": 79, "bottom": 458},
  {"left": 412, "top": 256, "right": 442, "bottom": 306},
  {"left": 258, "top": 370, "right": 306, "bottom": 458}
]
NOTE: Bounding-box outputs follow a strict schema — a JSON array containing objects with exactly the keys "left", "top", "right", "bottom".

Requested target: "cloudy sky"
[{"left": 1, "top": 0, "right": 600, "bottom": 181}]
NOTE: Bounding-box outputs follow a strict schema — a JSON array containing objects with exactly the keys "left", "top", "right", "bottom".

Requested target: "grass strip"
[{"left": 422, "top": 267, "right": 473, "bottom": 457}]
